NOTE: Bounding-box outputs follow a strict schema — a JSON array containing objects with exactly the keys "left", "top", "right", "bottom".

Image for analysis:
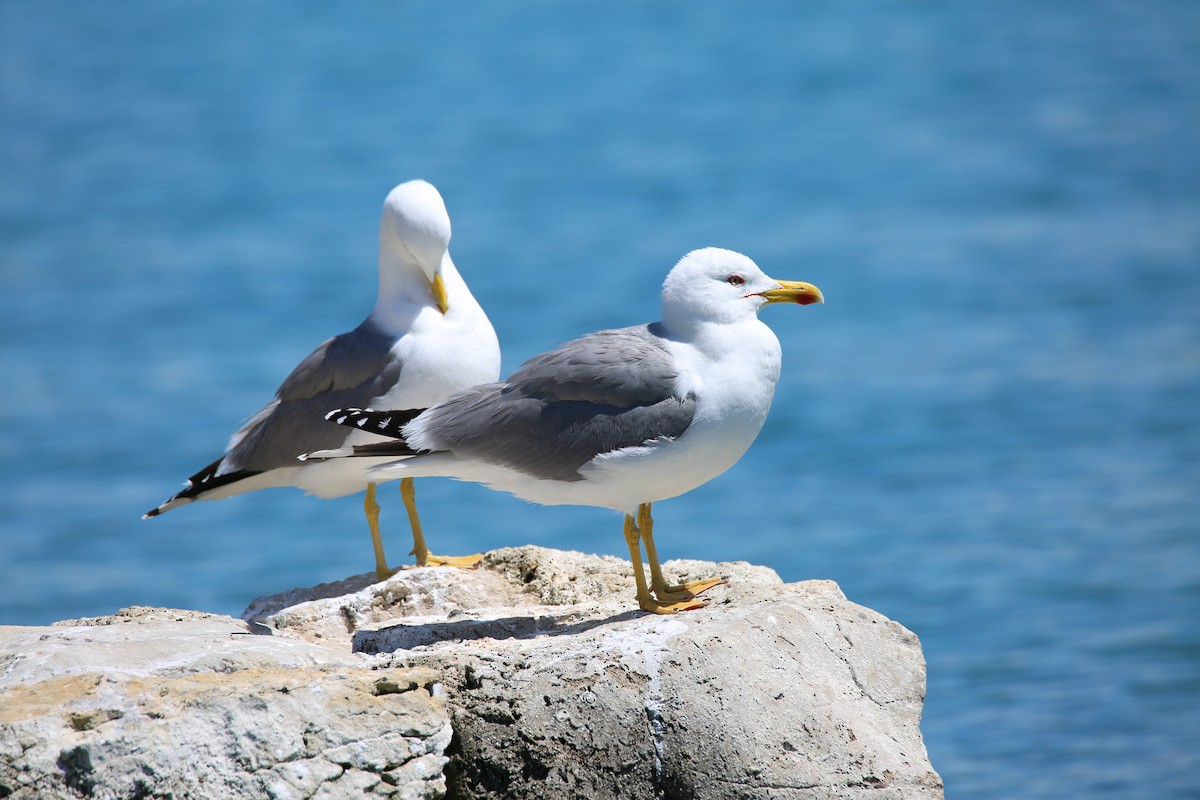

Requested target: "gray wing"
[
  {"left": 418, "top": 324, "right": 696, "bottom": 482},
  {"left": 222, "top": 319, "right": 402, "bottom": 472}
]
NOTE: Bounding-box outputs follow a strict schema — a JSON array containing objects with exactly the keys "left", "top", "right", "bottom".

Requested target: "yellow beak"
[
  {"left": 756, "top": 279, "right": 824, "bottom": 306},
  {"left": 431, "top": 273, "right": 449, "bottom": 314}
]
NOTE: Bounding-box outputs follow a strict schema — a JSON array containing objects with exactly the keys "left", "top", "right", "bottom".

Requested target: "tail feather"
[
  {"left": 301, "top": 440, "right": 421, "bottom": 462},
  {"left": 146, "top": 407, "right": 424, "bottom": 515}
]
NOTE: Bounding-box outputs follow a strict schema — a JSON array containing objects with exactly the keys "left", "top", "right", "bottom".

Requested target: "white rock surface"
[
  {"left": 250, "top": 547, "right": 944, "bottom": 799},
  {"left": 0, "top": 608, "right": 450, "bottom": 800},
  {"left": 0, "top": 547, "right": 943, "bottom": 799}
]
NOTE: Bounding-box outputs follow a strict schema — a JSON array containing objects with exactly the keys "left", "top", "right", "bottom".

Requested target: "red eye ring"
[{"left": 726, "top": 274, "right": 745, "bottom": 286}]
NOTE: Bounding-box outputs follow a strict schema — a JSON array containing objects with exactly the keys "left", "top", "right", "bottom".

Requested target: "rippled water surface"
[{"left": 2, "top": 2, "right": 1198, "bottom": 797}]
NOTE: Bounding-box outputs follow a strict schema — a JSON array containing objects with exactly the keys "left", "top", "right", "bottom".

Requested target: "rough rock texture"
[
  {"left": 249, "top": 547, "right": 944, "bottom": 799},
  {"left": 0, "top": 608, "right": 451, "bottom": 800},
  {"left": 244, "top": 548, "right": 783, "bottom": 651},
  {"left": 1, "top": 547, "right": 943, "bottom": 800}
]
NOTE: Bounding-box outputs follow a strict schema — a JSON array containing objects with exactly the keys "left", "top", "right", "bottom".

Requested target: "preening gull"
[
  {"left": 303, "top": 247, "right": 823, "bottom": 613},
  {"left": 144, "top": 180, "right": 501, "bottom": 578}
]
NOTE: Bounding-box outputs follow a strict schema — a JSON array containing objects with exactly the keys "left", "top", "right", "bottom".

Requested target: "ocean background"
[{"left": 2, "top": 2, "right": 1197, "bottom": 797}]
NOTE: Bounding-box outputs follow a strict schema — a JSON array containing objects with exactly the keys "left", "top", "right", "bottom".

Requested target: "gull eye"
[{"left": 726, "top": 274, "right": 745, "bottom": 286}]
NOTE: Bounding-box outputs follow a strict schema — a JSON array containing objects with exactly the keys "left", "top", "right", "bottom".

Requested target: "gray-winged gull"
[
  {"left": 302, "top": 247, "right": 823, "bottom": 613},
  {"left": 144, "top": 180, "right": 501, "bottom": 578}
]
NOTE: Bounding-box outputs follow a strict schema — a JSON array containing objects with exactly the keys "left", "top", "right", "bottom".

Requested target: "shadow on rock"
[{"left": 353, "top": 608, "right": 643, "bottom": 653}]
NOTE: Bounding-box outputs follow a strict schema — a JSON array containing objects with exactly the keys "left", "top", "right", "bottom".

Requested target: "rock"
[
  {"left": 1, "top": 547, "right": 943, "bottom": 799},
  {"left": 0, "top": 607, "right": 451, "bottom": 800},
  {"left": 250, "top": 546, "right": 944, "bottom": 799},
  {"left": 430, "top": 592, "right": 941, "bottom": 799},
  {"left": 244, "top": 546, "right": 784, "bottom": 651}
]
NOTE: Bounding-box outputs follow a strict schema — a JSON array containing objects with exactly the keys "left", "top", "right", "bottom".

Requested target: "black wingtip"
[
  {"left": 323, "top": 407, "right": 424, "bottom": 441},
  {"left": 143, "top": 456, "right": 261, "bottom": 518}
]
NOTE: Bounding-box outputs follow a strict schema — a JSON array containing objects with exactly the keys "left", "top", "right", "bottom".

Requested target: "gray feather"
[
  {"left": 418, "top": 324, "right": 696, "bottom": 481},
  {"left": 222, "top": 319, "right": 402, "bottom": 473}
]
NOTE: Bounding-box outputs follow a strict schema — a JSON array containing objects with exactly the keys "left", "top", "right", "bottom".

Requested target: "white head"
[
  {"left": 378, "top": 180, "right": 452, "bottom": 313},
  {"left": 660, "top": 247, "right": 823, "bottom": 331}
]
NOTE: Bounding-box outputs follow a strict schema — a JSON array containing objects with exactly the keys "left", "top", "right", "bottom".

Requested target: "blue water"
[{"left": 2, "top": 2, "right": 1197, "bottom": 796}]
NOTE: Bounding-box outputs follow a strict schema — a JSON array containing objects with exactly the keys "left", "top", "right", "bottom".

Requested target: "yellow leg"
[
  {"left": 401, "top": 478, "right": 481, "bottom": 569},
  {"left": 624, "top": 511, "right": 706, "bottom": 614},
  {"left": 639, "top": 503, "right": 726, "bottom": 602},
  {"left": 364, "top": 483, "right": 394, "bottom": 581}
]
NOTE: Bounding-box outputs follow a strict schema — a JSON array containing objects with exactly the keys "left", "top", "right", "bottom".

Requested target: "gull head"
[
  {"left": 378, "top": 180, "right": 452, "bottom": 313},
  {"left": 661, "top": 247, "right": 824, "bottom": 328}
]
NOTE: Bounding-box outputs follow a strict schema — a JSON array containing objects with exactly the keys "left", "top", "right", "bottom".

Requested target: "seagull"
[
  {"left": 302, "top": 247, "right": 823, "bottom": 613},
  {"left": 144, "top": 180, "right": 502, "bottom": 578}
]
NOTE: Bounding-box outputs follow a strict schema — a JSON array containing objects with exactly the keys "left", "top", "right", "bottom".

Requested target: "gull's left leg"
[
  {"left": 623, "top": 513, "right": 705, "bottom": 614},
  {"left": 639, "top": 503, "right": 726, "bottom": 602},
  {"left": 401, "top": 478, "right": 482, "bottom": 568},
  {"left": 364, "top": 482, "right": 395, "bottom": 581}
]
